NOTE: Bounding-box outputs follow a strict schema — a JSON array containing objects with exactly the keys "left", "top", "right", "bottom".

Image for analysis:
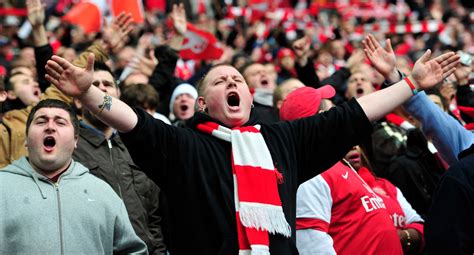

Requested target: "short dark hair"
[
  {"left": 4, "top": 72, "right": 28, "bottom": 91},
  {"left": 94, "top": 61, "right": 117, "bottom": 87},
  {"left": 238, "top": 61, "right": 257, "bottom": 76},
  {"left": 425, "top": 87, "right": 449, "bottom": 112},
  {"left": 26, "top": 99, "right": 80, "bottom": 136},
  {"left": 120, "top": 83, "right": 159, "bottom": 110}
]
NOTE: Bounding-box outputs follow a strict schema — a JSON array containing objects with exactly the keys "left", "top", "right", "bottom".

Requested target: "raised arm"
[
  {"left": 45, "top": 12, "right": 134, "bottom": 104},
  {"left": 27, "top": 0, "right": 51, "bottom": 92},
  {"left": 168, "top": 3, "right": 187, "bottom": 51},
  {"left": 292, "top": 36, "right": 321, "bottom": 88},
  {"left": 358, "top": 34, "right": 459, "bottom": 122},
  {"left": 364, "top": 34, "right": 473, "bottom": 163},
  {"left": 45, "top": 54, "right": 138, "bottom": 132},
  {"left": 27, "top": 0, "right": 47, "bottom": 47}
]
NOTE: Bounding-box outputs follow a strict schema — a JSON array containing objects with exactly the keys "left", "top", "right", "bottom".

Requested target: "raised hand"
[
  {"left": 411, "top": 50, "right": 460, "bottom": 90},
  {"left": 292, "top": 35, "right": 311, "bottom": 66},
  {"left": 45, "top": 54, "right": 95, "bottom": 97},
  {"left": 129, "top": 51, "right": 159, "bottom": 77},
  {"left": 26, "top": 0, "right": 45, "bottom": 28},
  {"left": 346, "top": 49, "right": 366, "bottom": 72},
  {"left": 171, "top": 3, "right": 187, "bottom": 35},
  {"left": 362, "top": 34, "right": 396, "bottom": 78},
  {"left": 102, "top": 12, "right": 134, "bottom": 54},
  {"left": 453, "top": 62, "right": 471, "bottom": 85}
]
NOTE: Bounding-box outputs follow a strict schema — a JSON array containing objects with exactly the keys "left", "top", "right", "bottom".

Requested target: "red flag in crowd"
[
  {"left": 110, "top": 0, "right": 145, "bottom": 24},
  {"left": 62, "top": 0, "right": 107, "bottom": 33},
  {"left": 145, "top": 0, "right": 166, "bottom": 13},
  {"left": 180, "top": 23, "right": 224, "bottom": 60},
  {"left": 0, "top": 8, "right": 27, "bottom": 16}
]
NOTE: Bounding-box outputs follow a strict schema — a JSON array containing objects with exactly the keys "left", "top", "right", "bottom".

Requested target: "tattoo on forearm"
[{"left": 97, "top": 94, "right": 112, "bottom": 115}]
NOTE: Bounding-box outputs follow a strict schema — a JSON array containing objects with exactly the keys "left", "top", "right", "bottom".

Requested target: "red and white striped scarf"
[{"left": 197, "top": 122, "right": 291, "bottom": 255}]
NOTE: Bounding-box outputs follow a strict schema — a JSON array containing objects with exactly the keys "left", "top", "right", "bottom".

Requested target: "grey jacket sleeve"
[{"left": 114, "top": 201, "right": 149, "bottom": 254}]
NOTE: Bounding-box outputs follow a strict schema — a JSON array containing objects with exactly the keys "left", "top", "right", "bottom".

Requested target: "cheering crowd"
[{"left": 0, "top": 0, "right": 473, "bottom": 254}]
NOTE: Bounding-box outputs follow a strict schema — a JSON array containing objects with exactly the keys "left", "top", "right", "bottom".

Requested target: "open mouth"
[
  {"left": 347, "top": 153, "right": 360, "bottom": 163},
  {"left": 33, "top": 90, "right": 40, "bottom": 97},
  {"left": 356, "top": 88, "right": 364, "bottom": 95},
  {"left": 180, "top": 105, "right": 189, "bottom": 112},
  {"left": 261, "top": 79, "right": 269, "bottom": 87},
  {"left": 43, "top": 136, "right": 56, "bottom": 151},
  {"left": 227, "top": 92, "right": 240, "bottom": 107},
  {"left": 348, "top": 153, "right": 360, "bottom": 160}
]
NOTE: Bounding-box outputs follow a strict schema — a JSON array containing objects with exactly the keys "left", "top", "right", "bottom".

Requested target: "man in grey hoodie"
[{"left": 0, "top": 99, "right": 148, "bottom": 254}]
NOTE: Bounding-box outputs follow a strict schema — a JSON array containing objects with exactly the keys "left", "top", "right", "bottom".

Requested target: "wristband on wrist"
[
  {"left": 404, "top": 76, "right": 418, "bottom": 95},
  {"left": 403, "top": 229, "right": 412, "bottom": 249}
]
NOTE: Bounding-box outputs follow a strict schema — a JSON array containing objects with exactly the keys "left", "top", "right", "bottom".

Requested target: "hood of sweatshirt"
[{"left": 1, "top": 157, "right": 89, "bottom": 199}]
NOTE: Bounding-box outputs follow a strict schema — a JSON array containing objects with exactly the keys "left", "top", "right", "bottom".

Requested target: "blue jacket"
[
  {"left": 0, "top": 157, "right": 148, "bottom": 255},
  {"left": 404, "top": 91, "right": 474, "bottom": 165}
]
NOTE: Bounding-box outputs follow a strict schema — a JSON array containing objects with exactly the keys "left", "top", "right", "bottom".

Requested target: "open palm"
[
  {"left": 171, "top": 3, "right": 187, "bottom": 35},
  {"left": 45, "top": 54, "right": 95, "bottom": 97},
  {"left": 362, "top": 34, "right": 396, "bottom": 78},
  {"left": 411, "top": 50, "right": 459, "bottom": 90},
  {"left": 26, "top": 0, "right": 45, "bottom": 28},
  {"left": 102, "top": 12, "right": 134, "bottom": 54}
]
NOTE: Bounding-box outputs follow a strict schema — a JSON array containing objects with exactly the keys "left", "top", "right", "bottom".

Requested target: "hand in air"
[
  {"left": 45, "top": 53, "right": 95, "bottom": 98},
  {"left": 410, "top": 50, "right": 460, "bottom": 90}
]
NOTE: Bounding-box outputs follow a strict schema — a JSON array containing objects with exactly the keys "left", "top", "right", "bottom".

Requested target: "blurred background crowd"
[{"left": 0, "top": 0, "right": 473, "bottom": 254}]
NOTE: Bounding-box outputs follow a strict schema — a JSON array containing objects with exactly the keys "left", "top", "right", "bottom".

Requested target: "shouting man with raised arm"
[{"left": 44, "top": 40, "right": 458, "bottom": 254}]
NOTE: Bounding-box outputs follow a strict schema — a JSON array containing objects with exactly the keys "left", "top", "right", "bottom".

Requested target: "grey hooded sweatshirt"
[{"left": 0, "top": 157, "right": 148, "bottom": 255}]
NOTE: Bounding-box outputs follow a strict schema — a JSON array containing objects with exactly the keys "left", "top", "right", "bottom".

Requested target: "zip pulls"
[
  {"left": 54, "top": 182, "right": 65, "bottom": 255},
  {"left": 107, "top": 139, "right": 124, "bottom": 199}
]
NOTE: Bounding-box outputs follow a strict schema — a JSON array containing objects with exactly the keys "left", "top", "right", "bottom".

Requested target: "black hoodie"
[{"left": 120, "top": 99, "right": 373, "bottom": 255}]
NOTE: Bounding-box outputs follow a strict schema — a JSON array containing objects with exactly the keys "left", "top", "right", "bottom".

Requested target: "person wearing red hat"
[
  {"left": 276, "top": 47, "right": 297, "bottom": 84},
  {"left": 44, "top": 36, "right": 458, "bottom": 254},
  {"left": 278, "top": 85, "right": 335, "bottom": 121},
  {"left": 273, "top": 78, "right": 305, "bottom": 110},
  {"left": 281, "top": 86, "right": 420, "bottom": 255}
]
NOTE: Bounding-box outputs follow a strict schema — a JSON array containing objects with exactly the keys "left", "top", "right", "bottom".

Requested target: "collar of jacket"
[{"left": 79, "top": 123, "right": 124, "bottom": 149}]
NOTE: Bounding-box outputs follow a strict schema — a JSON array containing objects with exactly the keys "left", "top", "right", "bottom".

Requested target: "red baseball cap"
[
  {"left": 277, "top": 48, "right": 295, "bottom": 60},
  {"left": 280, "top": 85, "right": 336, "bottom": 121}
]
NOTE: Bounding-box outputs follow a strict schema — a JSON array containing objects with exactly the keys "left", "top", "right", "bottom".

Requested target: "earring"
[{"left": 251, "top": 104, "right": 254, "bottom": 108}]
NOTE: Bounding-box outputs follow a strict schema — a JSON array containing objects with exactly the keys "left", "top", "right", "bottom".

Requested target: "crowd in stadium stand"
[{"left": 0, "top": 0, "right": 473, "bottom": 254}]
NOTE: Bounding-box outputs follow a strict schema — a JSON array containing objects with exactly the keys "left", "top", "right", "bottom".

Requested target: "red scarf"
[{"left": 197, "top": 122, "right": 291, "bottom": 255}]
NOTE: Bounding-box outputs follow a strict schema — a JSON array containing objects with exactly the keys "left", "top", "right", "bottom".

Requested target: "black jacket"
[
  {"left": 73, "top": 124, "right": 166, "bottom": 254},
  {"left": 384, "top": 128, "right": 445, "bottom": 219},
  {"left": 425, "top": 144, "right": 474, "bottom": 254},
  {"left": 295, "top": 57, "right": 352, "bottom": 105},
  {"left": 34, "top": 44, "right": 54, "bottom": 92},
  {"left": 252, "top": 102, "right": 280, "bottom": 124},
  {"left": 149, "top": 45, "right": 184, "bottom": 117},
  {"left": 120, "top": 99, "right": 372, "bottom": 255}
]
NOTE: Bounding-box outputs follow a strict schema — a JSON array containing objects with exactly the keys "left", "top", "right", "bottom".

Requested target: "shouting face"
[
  {"left": 27, "top": 107, "right": 78, "bottom": 174},
  {"left": 198, "top": 65, "right": 253, "bottom": 127}
]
